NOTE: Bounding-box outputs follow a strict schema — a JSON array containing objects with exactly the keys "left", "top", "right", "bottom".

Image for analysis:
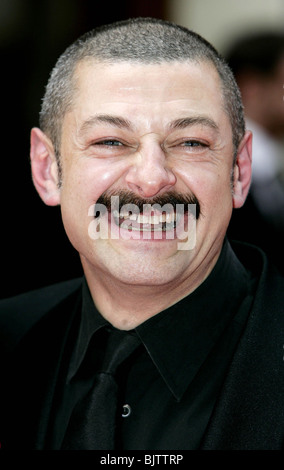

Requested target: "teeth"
[
  {"left": 114, "top": 211, "right": 176, "bottom": 224},
  {"left": 166, "top": 212, "right": 173, "bottom": 223}
]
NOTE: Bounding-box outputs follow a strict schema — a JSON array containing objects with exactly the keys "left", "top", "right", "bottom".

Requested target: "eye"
[
  {"left": 94, "top": 139, "right": 123, "bottom": 147},
  {"left": 181, "top": 140, "right": 207, "bottom": 148},
  {"left": 88, "top": 137, "right": 133, "bottom": 158}
]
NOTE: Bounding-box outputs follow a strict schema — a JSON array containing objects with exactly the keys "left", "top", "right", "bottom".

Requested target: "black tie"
[{"left": 61, "top": 328, "right": 140, "bottom": 450}]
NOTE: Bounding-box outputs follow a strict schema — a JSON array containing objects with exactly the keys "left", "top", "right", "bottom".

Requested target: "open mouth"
[
  {"left": 91, "top": 192, "right": 199, "bottom": 244},
  {"left": 111, "top": 207, "right": 186, "bottom": 233}
]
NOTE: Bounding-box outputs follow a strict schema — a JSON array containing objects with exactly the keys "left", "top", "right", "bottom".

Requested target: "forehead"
[{"left": 66, "top": 59, "right": 227, "bottom": 131}]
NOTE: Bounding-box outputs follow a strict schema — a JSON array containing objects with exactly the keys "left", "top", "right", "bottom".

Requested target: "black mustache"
[{"left": 95, "top": 190, "right": 200, "bottom": 219}]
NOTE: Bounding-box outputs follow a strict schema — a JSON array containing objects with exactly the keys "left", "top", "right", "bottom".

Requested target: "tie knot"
[{"left": 101, "top": 328, "right": 140, "bottom": 375}]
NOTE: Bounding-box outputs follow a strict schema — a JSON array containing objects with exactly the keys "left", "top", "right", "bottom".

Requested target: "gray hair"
[{"left": 39, "top": 17, "right": 245, "bottom": 163}]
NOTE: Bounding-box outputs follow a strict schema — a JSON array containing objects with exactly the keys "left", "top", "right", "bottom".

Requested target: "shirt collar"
[
  {"left": 135, "top": 239, "right": 251, "bottom": 400},
  {"left": 68, "top": 239, "right": 251, "bottom": 399},
  {"left": 67, "top": 279, "right": 109, "bottom": 382}
]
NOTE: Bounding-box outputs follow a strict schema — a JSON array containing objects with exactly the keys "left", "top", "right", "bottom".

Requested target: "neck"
[{"left": 81, "top": 249, "right": 221, "bottom": 330}]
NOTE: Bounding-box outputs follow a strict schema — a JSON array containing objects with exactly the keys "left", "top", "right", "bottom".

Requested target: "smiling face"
[{"left": 31, "top": 60, "right": 252, "bottom": 293}]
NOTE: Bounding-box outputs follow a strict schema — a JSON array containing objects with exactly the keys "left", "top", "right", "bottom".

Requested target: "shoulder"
[
  {"left": 0, "top": 277, "right": 83, "bottom": 354},
  {"left": 231, "top": 239, "right": 284, "bottom": 321},
  {"left": 0, "top": 277, "right": 83, "bottom": 309},
  {"left": 231, "top": 239, "right": 284, "bottom": 288},
  {"left": 224, "top": 242, "right": 284, "bottom": 436}
]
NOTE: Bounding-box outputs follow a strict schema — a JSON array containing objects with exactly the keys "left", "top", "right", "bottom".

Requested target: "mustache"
[{"left": 95, "top": 190, "right": 201, "bottom": 219}]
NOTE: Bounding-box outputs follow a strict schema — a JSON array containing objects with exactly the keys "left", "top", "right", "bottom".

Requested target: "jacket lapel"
[
  {"left": 1, "top": 288, "right": 81, "bottom": 449},
  {"left": 201, "top": 258, "right": 284, "bottom": 450}
]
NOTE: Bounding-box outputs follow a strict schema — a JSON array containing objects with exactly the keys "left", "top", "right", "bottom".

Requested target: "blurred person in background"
[{"left": 227, "top": 32, "right": 284, "bottom": 273}]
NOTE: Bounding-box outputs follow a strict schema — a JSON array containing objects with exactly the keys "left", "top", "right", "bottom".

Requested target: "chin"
[{"left": 106, "top": 259, "right": 191, "bottom": 288}]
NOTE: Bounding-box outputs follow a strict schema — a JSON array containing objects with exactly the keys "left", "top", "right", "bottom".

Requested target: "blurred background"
[{"left": 1, "top": 0, "right": 284, "bottom": 298}]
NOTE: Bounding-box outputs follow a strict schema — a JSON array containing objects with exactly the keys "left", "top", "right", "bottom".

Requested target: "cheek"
[
  {"left": 202, "top": 179, "right": 234, "bottom": 231},
  {"left": 180, "top": 166, "right": 233, "bottom": 217},
  {"left": 177, "top": 165, "right": 221, "bottom": 199},
  {"left": 59, "top": 158, "right": 129, "bottom": 246},
  {"left": 61, "top": 158, "right": 128, "bottom": 204}
]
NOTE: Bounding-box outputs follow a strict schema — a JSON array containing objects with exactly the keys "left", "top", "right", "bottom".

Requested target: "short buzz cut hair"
[{"left": 39, "top": 17, "right": 245, "bottom": 162}]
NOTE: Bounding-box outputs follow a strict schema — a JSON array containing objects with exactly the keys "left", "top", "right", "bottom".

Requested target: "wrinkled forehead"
[
  {"left": 58, "top": 59, "right": 234, "bottom": 160},
  {"left": 70, "top": 59, "right": 225, "bottom": 116}
]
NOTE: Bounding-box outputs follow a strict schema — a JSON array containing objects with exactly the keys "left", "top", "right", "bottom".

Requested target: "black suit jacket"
[{"left": 1, "top": 242, "right": 284, "bottom": 450}]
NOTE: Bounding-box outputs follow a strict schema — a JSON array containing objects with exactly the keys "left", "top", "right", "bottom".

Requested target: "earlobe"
[
  {"left": 30, "top": 127, "right": 61, "bottom": 206},
  {"left": 232, "top": 131, "right": 253, "bottom": 209}
]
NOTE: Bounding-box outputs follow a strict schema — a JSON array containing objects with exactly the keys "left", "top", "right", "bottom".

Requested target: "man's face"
[{"left": 56, "top": 60, "right": 244, "bottom": 288}]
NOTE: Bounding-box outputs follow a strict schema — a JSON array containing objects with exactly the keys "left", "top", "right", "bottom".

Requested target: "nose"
[{"left": 125, "top": 142, "right": 176, "bottom": 198}]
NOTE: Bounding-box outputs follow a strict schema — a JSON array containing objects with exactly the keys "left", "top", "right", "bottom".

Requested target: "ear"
[
  {"left": 30, "top": 127, "right": 61, "bottom": 206},
  {"left": 232, "top": 131, "right": 253, "bottom": 209}
]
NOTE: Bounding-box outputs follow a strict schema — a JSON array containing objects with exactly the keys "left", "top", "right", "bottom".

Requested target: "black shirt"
[{"left": 53, "top": 240, "right": 255, "bottom": 450}]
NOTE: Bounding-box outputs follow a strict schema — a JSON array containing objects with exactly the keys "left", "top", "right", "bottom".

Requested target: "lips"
[{"left": 93, "top": 189, "right": 200, "bottom": 239}]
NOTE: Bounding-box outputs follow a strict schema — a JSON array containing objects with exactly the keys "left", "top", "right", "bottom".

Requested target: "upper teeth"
[{"left": 113, "top": 210, "right": 176, "bottom": 224}]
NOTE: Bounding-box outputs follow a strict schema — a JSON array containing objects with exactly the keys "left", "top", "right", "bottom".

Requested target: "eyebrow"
[
  {"left": 79, "top": 114, "right": 133, "bottom": 135},
  {"left": 169, "top": 116, "right": 219, "bottom": 132},
  {"left": 79, "top": 113, "right": 219, "bottom": 136}
]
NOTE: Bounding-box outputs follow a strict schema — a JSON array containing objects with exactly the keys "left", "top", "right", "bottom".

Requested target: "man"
[{"left": 0, "top": 18, "right": 283, "bottom": 450}]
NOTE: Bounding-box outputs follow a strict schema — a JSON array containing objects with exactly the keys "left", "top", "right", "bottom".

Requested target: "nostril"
[
  {"left": 124, "top": 145, "right": 177, "bottom": 198},
  {"left": 126, "top": 169, "right": 176, "bottom": 198},
  {"left": 126, "top": 181, "right": 175, "bottom": 199}
]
